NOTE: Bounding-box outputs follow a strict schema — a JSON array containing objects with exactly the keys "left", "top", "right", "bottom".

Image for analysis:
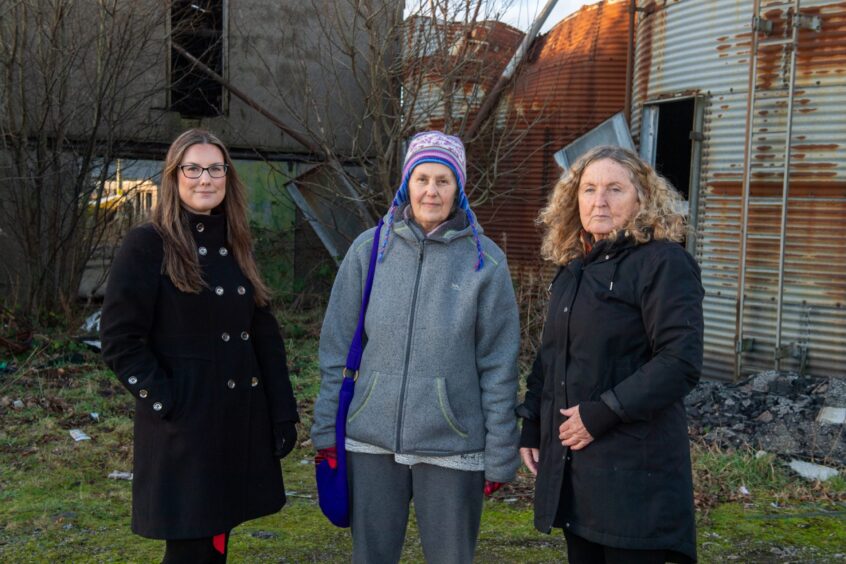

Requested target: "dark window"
[
  {"left": 170, "top": 1, "right": 224, "bottom": 117},
  {"left": 653, "top": 98, "right": 695, "bottom": 200}
]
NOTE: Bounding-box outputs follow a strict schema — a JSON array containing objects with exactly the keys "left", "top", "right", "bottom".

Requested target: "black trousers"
[
  {"left": 162, "top": 532, "right": 229, "bottom": 564},
  {"left": 565, "top": 531, "right": 668, "bottom": 564}
]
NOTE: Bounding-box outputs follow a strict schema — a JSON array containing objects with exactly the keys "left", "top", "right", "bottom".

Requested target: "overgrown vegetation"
[{"left": 1, "top": 312, "right": 844, "bottom": 562}]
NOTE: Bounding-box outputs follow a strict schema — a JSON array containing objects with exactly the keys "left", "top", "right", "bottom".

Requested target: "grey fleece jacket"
[{"left": 311, "top": 211, "right": 521, "bottom": 482}]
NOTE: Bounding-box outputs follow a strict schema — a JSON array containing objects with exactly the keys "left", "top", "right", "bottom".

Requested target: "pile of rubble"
[{"left": 686, "top": 371, "right": 846, "bottom": 468}]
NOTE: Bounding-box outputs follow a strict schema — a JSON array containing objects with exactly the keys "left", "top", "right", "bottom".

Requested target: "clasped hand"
[{"left": 558, "top": 405, "right": 594, "bottom": 451}]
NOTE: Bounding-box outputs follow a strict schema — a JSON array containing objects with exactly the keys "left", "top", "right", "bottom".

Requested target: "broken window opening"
[
  {"left": 170, "top": 0, "right": 225, "bottom": 118},
  {"left": 643, "top": 98, "right": 695, "bottom": 200}
]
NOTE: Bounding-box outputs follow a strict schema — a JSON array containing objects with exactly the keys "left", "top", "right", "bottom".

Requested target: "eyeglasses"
[{"left": 178, "top": 164, "right": 228, "bottom": 179}]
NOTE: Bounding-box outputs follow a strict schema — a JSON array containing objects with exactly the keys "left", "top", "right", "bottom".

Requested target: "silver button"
[
  {"left": 152, "top": 402, "right": 163, "bottom": 412},
  {"left": 198, "top": 246, "right": 207, "bottom": 256},
  {"left": 139, "top": 389, "right": 148, "bottom": 398},
  {"left": 219, "top": 247, "right": 228, "bottom": 256},
  {"left": 251, "top": 377, "right": 259, "bottom": 387},
  {"left": 237, "top": 286, "right": 246, "bottom": 295},
  {"left": 221, "top": 332, "right": 230, "bottom": 342},
  {"left": 565, "top": 522, "right": 570, "bottom": 528},
  {"left": 196, "top": 222, "right": 205, "bottom": 232},
  {"left": 563, "top": 306, "right": 569, "bottom": 313},
  {"left": 215, "top": 286, "right": 224, "bottom": 296},
  {"left": 241, "top": 331, "right": 250, "bottom": 341},
  {"left": 605, "top": 254, "right": 610, "bottom": 260},
  {"left": 227, "top": 379, "right": 236, "bottom": 389},
  {"left": 127, "top": 376, "right": 138, "bottom": 385}
]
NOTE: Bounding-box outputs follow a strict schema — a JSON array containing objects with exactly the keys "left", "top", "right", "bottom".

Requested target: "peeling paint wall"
[{"left": 633, "top": 0, "right": 846, "bottom": 379}]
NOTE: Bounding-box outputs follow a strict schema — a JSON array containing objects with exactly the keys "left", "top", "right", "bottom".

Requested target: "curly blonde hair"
[{"left": 539, "top": 145, "right": 687, "bottom": 265}]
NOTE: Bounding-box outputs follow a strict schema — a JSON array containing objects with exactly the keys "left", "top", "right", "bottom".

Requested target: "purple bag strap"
[{"left": 344, "top": 219, "right": 384, "bottom": 374}]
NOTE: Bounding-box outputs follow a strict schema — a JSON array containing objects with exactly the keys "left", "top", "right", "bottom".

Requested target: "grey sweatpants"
[{"left": 348, "top": 452, "right": 485, "bottom": 564}]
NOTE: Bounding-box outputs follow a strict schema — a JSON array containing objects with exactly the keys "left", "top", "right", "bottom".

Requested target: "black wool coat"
[
  {"left": 101, "top": 212, "right": 299, "bottom": 539},
  {"left": 518, "top": 234, "right": 703, "bottom": 562}
]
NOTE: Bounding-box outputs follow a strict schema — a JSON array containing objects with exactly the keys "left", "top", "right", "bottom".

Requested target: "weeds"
[{"left": 1, "top": 315, "right": 845, "bottom": 562}]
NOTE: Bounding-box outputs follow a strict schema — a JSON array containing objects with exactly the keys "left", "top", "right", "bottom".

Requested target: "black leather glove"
[{"left": 274, "top": 421, "right": 298, "bottom": 459}]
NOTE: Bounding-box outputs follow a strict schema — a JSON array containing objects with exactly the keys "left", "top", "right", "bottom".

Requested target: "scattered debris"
[
  {"left": 81, "top": 340, "right": 101, "bottom": 352},
  {"left": 89, "top": 412, "right": 100, "bottom": 422},
  {"left": 250, "top": 531, "right": 278, "bottom": 540},
  {"left": 69, "top": 429, "right": 91, "bottom": 441},
  {"left": 107, "top": 471, "right": 133, "bottom": 481},
  {"left": 739, "top": 485, "right": 750, "bottom": 496},
  {"left": 80, "top": 311, "right": 101, "bottom": 335},
  {"left": 686, "top": 371, "right": 846, "bottom": 464},
  {"left": 788, "top": 459, "right": 840, "bottom": 482},
  {"left": 817, "top": 406, "right": 846, "bottom": 426},
  {"left": 285, "top": 490, "right": 313, "bottom": 499},
  {"left": 13, "top": 399, "right": 24, "bottom": 410}
]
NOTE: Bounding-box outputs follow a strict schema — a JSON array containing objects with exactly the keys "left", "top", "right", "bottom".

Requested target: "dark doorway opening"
[{"left": 654, "top": 98, "right": 694, "bottom": 199}]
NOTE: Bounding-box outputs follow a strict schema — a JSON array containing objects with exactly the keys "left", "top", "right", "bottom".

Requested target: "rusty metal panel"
[
  {"left": 633, "top": 0, "right": 846, "bottom": 379},
  {"left": 475, "top": 0, "right": 631, "bottom": 268}
]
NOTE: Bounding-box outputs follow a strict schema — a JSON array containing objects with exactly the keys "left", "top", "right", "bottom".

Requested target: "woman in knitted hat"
[{"left": 312, "top": 131, "right": 521, "bottom": 563}]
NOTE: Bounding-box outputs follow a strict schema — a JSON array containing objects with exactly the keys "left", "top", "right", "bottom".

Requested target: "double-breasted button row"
[
  {"left": 213, "top": 284, "right": 247, "bottom": 297},
  {"left": 223, "top": 377, "right": 259, "bottom": 390},
  {"left": 220, "top": 331, "right": 249, "bottom": 341},
  {"left": 199, "top": 246, "right": 228, "bottom": 257},
  {"left": 196, "top": 222, "right": 205, "bottom": 233},
  {"left": 224, "top": 377, "right": 259, "bottom": 389}
]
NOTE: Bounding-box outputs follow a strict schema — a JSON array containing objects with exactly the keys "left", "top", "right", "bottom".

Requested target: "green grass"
[{"left": 1, "top": 328, "right": 845, "bottom": 563}]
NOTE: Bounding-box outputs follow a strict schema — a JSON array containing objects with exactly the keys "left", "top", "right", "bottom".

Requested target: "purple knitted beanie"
[{"left": 378, "top": 131, "right": 484, "bottom": 270}]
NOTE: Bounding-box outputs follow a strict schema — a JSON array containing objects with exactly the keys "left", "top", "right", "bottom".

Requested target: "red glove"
[
  {"left": 315, "top": 447, "right": 338, "bottom": 469},
  {"left": 484, "top": 480, "right": 505, "bottom": 497}
]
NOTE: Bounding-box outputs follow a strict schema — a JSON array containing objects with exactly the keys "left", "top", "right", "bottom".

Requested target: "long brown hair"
[
  {"left": 151, "top": 129, "right": 271, "bottom": 305},
  {"left": 539, "top": 145, "right": 687, "bottom": 265}
]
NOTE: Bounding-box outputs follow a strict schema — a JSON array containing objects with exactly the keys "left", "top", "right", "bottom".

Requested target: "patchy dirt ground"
[{"left": 1, "top": 337, "right": 844, "bottom": 562}]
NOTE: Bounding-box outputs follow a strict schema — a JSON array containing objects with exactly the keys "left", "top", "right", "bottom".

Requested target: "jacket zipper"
[{"left": 395, "top": 240, "right": 426, "bottom": 452}]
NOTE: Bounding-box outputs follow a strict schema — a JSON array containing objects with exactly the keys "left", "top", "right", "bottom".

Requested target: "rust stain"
[
  {"left": 794, "top": 144, "right": 840, "bottom": 151},
  {"left": 793, "top": 162, "right": 838, "bottom": 169},
  {"left": 709, "top": 180, "right": 846, "bottom": 198}
]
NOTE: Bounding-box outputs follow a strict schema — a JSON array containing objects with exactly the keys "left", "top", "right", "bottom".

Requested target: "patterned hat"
[{"left": 378, "top": 131, "right": 484, "bottom": 270}]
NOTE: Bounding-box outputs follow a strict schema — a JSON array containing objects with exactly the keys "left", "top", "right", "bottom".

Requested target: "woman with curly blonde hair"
[{"left": 517, "top": 145, "right": 703, "bottom": 563}]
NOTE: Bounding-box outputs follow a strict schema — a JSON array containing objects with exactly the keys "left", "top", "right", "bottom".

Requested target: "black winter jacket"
[
  {"left": 518, "top": 234, "right": 703, "bottom": 562},
  {"left": 101, "top": 212, "right": 299, "bottom": 539}
]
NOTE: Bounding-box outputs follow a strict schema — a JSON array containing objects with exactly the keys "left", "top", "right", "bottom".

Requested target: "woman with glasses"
[{"left": 101, "top": 128, "right": 299, "bottom": 563}]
